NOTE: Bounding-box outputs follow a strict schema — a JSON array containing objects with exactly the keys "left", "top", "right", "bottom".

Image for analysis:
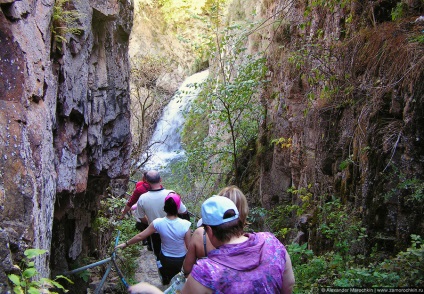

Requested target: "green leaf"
[
  {"left": 48, "top": 278, "right": 67, "bottom": 289},
  {"left": 24, "top": 249, "right": 47, "bottom": 259},
  {"left": 55, "top": 275, "right": 74, "bottom": 284},
  {"left": 23, "top": 268, "right": 37, "bottom": 278},
  {"left": 27, "top": 287, "right": 41, "bottom": 294},
  {"left": 13, "top": 286, "right": 25, "bottom": 294},
  {"left": 8, "top": 274, "right": 21, "bottom": 286}
]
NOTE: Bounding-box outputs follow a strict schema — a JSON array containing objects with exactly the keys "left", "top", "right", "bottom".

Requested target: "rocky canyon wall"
[
  {"left": 0, "top": 0, "right": 133, "bottom": 290},
  {"left": 228, "top": 0, "right": 423, "bottom": 251}
]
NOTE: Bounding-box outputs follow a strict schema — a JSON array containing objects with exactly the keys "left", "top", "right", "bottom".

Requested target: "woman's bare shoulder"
[
  {"left": 191, "top": 227, "right": 205, "bottom": 243},
  {"left": 193, "top": 227, "right": 205, "bottom": 236}
]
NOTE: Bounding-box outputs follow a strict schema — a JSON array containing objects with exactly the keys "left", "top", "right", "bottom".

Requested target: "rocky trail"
[
  {"left": 89, "top": 245, "right": 167, "bottom": 293},
  {"left": 133, "top": 246, "right": 168, "bottom": 292}
]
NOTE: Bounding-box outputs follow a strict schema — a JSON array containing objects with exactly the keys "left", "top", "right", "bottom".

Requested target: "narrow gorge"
[{"left": 0, "top": 0, "right": 423, "bottom": 292}]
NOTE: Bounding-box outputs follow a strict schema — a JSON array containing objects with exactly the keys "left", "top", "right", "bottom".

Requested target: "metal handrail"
[{"left": 63, "top": 231, "right": 129, "bottom": 292}]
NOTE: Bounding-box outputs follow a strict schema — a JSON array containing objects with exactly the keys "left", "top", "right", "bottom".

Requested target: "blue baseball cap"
[{"left": 200, "top": 196, "right": 239, "bottom": 226}]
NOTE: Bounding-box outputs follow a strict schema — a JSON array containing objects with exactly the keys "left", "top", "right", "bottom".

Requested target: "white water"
[{"left": 141, "top": 69, "right": 209, "bottom": 171}]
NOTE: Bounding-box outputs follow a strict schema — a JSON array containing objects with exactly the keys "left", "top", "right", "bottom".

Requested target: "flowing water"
[{"left": 141, "top": 69, "right": 209, "bottom": 172}]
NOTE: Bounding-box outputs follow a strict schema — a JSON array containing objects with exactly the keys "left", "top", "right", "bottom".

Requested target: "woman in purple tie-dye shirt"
[
  {"left": 184, "top": 196, "right": 295, "bottom": 294},
  {"left": 189, "top": 231, "right": 293, "bottom": 293}
]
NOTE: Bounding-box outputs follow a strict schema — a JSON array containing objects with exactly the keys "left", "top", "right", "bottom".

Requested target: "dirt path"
[{"left": 133, "top": 246, "right": 168, "bottom": 292}]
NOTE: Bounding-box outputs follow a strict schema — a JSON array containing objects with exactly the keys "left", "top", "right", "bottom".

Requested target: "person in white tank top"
[{"left": 116, "top": 193, "right": 191, "bottom": 285}]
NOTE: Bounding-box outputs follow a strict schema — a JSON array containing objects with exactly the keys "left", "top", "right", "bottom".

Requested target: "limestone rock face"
[
  {"left": 221, "top": 0, "right": 424, "bottom": 254},
  {"left": 237, "top": 0, "right": 424, "bottom": 250},
  {"left": 0, "top": 0, "right": 133, "bottom": 289}
]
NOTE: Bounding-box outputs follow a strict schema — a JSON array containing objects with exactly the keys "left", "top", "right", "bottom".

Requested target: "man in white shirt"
[{"left": 136, "top": 170, "right": 188, "bottom": 258}]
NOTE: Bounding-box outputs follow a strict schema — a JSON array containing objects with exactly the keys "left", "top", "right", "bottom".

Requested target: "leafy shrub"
[
  {"left": 410, "top": 34, "right": 424, "bottom": 44},
  {"left": 285, "top": 202, "right": 423, "bottom": 292},
  {"left": 287, "top": 185, "right": 313, "bottom": 216},
  {"left": 263, "top": 205, "right": 296, "bottom": 239},
  {"left": 391, "top": 2, "right": 407, "bottom": 21},
  {"left": 113, "top": 219, "right": 143, "bottom": 288},
  {"left": 51, "top": 0, "right": 83, "bottom": 51},
  {"left": 287, "top": 243, "right": 333, "bottom": 292},
  {"left": 287, "top": 235, "right": 423, "bottom": 292},
  {"left": 314, "top": 197, "right": 367, "bottom": 256},
  {"left": 99, "top": 197, "right": 141, "bottom": 287},
  {"left": 334, "top": 235, "right": 423, "bottom": 287},
  {"left": 8, "top": 249, "right": 73, "bottom": 293},
  {"left": 384, "top": 170, "right": 424, "bottom": 211}
]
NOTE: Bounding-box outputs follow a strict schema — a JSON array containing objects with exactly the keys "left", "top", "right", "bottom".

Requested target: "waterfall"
[{"left": 142, "top": 69, "right": 209, "bottom": 171}]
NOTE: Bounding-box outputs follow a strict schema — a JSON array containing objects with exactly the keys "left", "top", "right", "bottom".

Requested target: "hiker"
[
  {"left": 120, "top": 172, "right": 150, "bottom": 221},
  {"left": 119, "top": 171, "right": 156, "bottom": 246},
  {"left": 136, "top": 170, "right": 189, "bottom": 259},
  {"left": 182, "top": 185, "right": 249, "bottom": 277},
  {"left": 116, "top": 193, "right": 192, "bottom": 285},
  {"left": 128, "top": 196, "right": 295, "bottom": 294}
]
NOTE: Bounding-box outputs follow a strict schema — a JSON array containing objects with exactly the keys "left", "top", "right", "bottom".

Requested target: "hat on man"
[
  {"left": 165, "top": 192, "right": 181, "bottom": 210},
  {"left": 201, "top": 196, "right": 239, "bottom": 226}
]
